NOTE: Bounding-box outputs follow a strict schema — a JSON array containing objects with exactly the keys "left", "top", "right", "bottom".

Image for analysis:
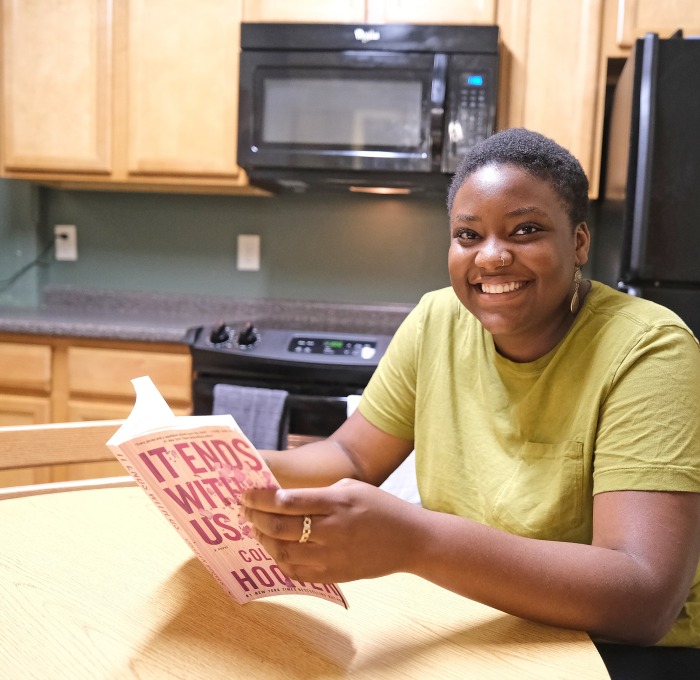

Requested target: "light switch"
[{"left": 237, "top": 234, "right": 260, "bottom": 271}]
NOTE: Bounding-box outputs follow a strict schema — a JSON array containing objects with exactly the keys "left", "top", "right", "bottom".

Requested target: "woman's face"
[{"left": 448, "top": 162, "right": 590, "bottom": 362}]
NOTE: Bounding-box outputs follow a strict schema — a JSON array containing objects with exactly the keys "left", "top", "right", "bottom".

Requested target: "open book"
[{"left": 107, "top": 376, "right": 347, "bottom": 608}]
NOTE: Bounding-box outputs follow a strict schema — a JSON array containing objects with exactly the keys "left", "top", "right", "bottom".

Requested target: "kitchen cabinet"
[
  {"left": 243, "top": 0, "right": 366, "bottom": 22},
  {"left": 0, "top": 341, "right": 52, "bottom": 425},
  {"left": 614, "top": 0, "right": 700, "bottom": 48},
  {"left": 124, "top": 0, "right": 242, "bottom": 180},
  {"left": 0, "top": 340, "right": 53, "bottom": 486},
  {"left": 0, "top": 333, "right": 192, "bottom": 487},
  {"left": 0, "top": 0, "right": 112, "bottom": 174},
  {"left": 1, "top": 0, "right": 263, "bottom": 194},
  {"left": 243, "top": 0, "right": 497, "bottom": 24},
  {"left": 497, "top": 0, "right": 605, "bottom": 198}
]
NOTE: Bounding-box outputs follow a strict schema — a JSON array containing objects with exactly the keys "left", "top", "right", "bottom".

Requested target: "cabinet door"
[
  {"left": 0, "top": 394, "right": 51, "bottom": 426},
  {"left": 67, "top": 399, "right": 191, "bottom": 421},
  {"left": 498, "top": 0, "right": 604, "bottom": 197},
  {"left": 242, "top": 0, "right": 366, "bottom": 22},
  {"left": 0, "top": 393, "right": 52, "bottom": 486},
  {"left": 0, "top": 392, "right": 52, "bottom": 485},
  {"left": 126, "top": 0, "right": 242, "bottom": 177},
  {"left": 367, "top": 0, "right": 496, "bottom": 24},
  {"left": 1, "top": 0, "right": 112, "bottom": 173},
  {"left": 66, "top": 346, "right": 192, "bottom": 406},
  {"left": 616, "top": 0, "right": 700, "bottom": 47},
  {"left": 0, "top": 342, "right": 52, "bottom": 393}
]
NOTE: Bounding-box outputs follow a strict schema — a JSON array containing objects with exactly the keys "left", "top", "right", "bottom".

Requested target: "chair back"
[{"left": 0, "top": 420, "right": 135, "bottom": 499}]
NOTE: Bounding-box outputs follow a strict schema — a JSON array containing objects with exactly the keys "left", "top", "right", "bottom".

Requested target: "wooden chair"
[{"left": 0, "top": 420, "right": 136, "bottom": 500}]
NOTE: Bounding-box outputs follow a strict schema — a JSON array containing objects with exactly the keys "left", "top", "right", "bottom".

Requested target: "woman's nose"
[{"left": 474, "top": 242, "right": 509, "bottom": 269}]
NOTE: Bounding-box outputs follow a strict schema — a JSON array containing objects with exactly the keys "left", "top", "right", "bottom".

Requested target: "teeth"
[{"left": 481, "top": 281, "right": 524, "bottom": 294}]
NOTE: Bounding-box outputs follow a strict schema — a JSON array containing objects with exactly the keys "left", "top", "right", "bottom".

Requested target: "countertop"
[{"left": 0, "top": 286, "right": 414, "bottom": 344}]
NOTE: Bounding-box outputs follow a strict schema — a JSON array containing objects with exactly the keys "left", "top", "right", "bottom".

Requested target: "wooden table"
[{"left": 0, "top": 487, "right": 610, "bottom": 679}]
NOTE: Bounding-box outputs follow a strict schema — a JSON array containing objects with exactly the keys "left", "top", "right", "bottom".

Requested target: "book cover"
[{"left": 107, "top": 376, "right": 347, "bottom": 608}]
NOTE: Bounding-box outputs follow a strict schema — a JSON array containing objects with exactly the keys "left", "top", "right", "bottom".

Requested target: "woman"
[{"left": 243, "top": 128, "right": 700, "bottom": 677}]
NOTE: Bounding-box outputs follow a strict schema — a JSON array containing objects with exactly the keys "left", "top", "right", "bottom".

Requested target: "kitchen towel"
[
  {"left": 346, "top": 395, "right": 421, "bottom": 506},
  {"left": 212, "top": 384, "right": 289, "bottom": 451}
]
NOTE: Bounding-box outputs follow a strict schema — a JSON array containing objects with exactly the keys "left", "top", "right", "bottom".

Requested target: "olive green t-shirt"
[{"left": 360, "top": 282, "right": 700, "bottom": 647}]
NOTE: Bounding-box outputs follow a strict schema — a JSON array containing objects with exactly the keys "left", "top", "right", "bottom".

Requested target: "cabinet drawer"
[
  {"left": 0, "top": 342, "right": 52, "bottom": 392},
  {"left": 67, "top": 347, "right": 192, "bottom": 403},
  {"left": 67, "top": 399, "right": 191, "bottom": 421},
  {"left": 0, "top": 394, "right": 51, "bottom": 425}
]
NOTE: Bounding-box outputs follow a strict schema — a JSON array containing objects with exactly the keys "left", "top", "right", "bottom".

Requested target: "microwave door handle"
[{"left": 430, "top": 54, "right": 448, "bottom": 172}]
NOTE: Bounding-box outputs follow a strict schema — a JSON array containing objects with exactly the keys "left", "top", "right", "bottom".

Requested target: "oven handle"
[{"left": 286, "top": 394, "right": 350, "bottom": 406}]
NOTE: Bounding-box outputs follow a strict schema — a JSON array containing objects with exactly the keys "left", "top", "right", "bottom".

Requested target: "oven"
[{"left": 187, "top": 321, "right": 392, "bottom": 448}]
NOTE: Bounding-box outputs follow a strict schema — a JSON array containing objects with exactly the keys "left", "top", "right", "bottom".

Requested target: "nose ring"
[{"left": 498, "top": 256, "right": 506, "bottom": 268}]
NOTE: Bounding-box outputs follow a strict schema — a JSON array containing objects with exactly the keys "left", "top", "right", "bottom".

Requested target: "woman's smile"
[{"left": 478, "top": 280, "right": 528, "bottom": 295}]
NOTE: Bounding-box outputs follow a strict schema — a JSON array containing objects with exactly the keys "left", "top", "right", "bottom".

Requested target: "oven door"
[
  {"left": 193, "top": 375, "right": 358, "bottom": 448},
  {"left": 238, "top": 49, "right": 442, "bottom": 174}
]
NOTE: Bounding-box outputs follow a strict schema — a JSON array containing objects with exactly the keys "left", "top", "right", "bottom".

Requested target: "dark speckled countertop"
[{"left": 0, "top": 286, "right": 414, "bottom": 344}]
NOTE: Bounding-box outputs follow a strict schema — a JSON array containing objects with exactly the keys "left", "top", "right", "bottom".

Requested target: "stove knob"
[
  {"left": 209, "top": 323, "right": 230, "bottom": 345},
  {"left": 237, "top": 322, "right": 258, "bottom": 347}
]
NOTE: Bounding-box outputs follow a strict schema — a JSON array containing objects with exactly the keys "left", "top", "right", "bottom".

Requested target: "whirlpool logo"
[{"left": 354, "top": 28, "right": 380, "bottom": 43}]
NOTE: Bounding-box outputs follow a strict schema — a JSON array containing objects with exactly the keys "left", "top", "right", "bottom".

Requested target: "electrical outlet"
[
  {"left": 54, "top": 225, "right": 78, "bottom": 261},
  {"left": 237, "top": 234, "right": 260, "bottom": 271}
]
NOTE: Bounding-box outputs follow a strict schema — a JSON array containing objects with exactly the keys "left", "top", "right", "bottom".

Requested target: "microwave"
[{"left": 238, "top": 23, "right": 499, "bottom": 194}]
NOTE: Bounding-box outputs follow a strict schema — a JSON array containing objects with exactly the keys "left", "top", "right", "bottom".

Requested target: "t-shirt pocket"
[{"left": 491, "top": 440, "right": 584, "bottom": 539}]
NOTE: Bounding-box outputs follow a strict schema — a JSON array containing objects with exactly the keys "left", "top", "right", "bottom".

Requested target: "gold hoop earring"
[{"left": 570, "top": 267, "right": 582, "bottom": 314}]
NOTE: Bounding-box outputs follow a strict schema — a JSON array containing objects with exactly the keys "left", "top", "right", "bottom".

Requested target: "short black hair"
[{"left": 447, "top": 128, "right": 589, "bottom": 225}]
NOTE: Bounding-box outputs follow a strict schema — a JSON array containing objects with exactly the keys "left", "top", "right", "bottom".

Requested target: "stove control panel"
[
  {"left": 289, "top": 336, "right": 376, "bottom": 360},
  {"left": 190, "top": 323, "right": 392, "bottom": 368}
]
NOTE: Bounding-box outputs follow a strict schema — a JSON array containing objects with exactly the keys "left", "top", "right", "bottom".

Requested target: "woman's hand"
[{"left": 242, "top": 479, "right": 421, "bottom": 584}]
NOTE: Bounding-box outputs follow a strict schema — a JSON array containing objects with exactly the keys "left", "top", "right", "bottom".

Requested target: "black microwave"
[{"left": 237, "top": 23, "right": 499, "bottom": 194}]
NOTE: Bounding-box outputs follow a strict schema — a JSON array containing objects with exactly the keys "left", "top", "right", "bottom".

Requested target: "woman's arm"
[
  {"left": 261, "top": 409, "right": 415, "bottom": 489},
  {"left": 245, "top": 413, "right": 700, "bottom": 645},
  {"left": 411, "top": 488, "right": 700, "bottom": 645}
]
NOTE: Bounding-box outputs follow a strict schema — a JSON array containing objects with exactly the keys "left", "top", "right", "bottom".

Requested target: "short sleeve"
[
  {"left": 593, "top": 324, "right": 700, "bottom": 494},
  {"left": 358, "top": 302, "right": 422, "bottom": 441}
]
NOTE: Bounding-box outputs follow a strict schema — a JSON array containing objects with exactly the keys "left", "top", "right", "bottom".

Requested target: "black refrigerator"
[{"left": 593, "top": 32, "right": 700, "bottom": 338}]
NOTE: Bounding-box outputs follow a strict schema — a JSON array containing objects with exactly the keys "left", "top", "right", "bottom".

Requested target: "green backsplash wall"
[
  {"left": 41, "top": 189, "right": 451, "bottom": 305},
  {"left": 0, "top": 179, "right": 44, "bottom": 307}
]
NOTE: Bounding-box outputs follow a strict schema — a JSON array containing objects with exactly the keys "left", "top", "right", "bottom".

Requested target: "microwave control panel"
[{"left": 443, "top": 54, "right": 498, "bottom": 173}]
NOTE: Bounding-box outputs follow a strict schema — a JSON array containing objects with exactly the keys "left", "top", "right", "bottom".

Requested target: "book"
[{"left": 107, "top": 375, "right": 347, "bottom": 608}]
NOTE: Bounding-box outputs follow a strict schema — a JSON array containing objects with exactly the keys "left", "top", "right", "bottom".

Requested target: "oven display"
[{"left": 288, "top": 336, "right": 377, "bottom": 359}]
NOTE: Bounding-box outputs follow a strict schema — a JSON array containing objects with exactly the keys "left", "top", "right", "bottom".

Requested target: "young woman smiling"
[{"left": 243, "top": 128, "right": 700, "bottom": 679}]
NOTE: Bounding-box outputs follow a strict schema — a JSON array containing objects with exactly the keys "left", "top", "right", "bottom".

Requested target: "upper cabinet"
[
  {"left": 1, "top": 0, "right": 260, "bottom": 193},
  {"left": 1, "top": 0, "right": 112, "bottom": 174},
  {"left": 242, "top": 0, "right": 366, "bottom": 23},
  {"left": 124, "top": 0, "right": 241, "bottom": 179},
  {"left": 242, "top": 0, "right": 497, "bottom": 24},
  {"left": 497, "top": 0, "right": 605, "bottom": 197},
  {"left": 615, "top": 0, "right": 700, "bottom": 48}
]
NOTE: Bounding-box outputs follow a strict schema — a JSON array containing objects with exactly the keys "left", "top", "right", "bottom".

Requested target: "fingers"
[
  {"left": 245, "top": 506, "right": 317, "bottom": 543},
  {"left": 242, "top": 487, "right": 333, "bottom": 545},
  {"left": 242, "top": 486, "right": 332, "bottom": 516}
]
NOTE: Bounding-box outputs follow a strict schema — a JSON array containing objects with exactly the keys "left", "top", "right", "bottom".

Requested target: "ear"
[{"left": 574, "top": 222, "right": 591, "bottom": 267}]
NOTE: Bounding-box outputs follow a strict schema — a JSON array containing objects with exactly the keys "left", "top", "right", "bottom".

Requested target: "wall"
[
  {"left": 0, "top": 179, "right": 44, "bottom": 307},
  {"left": 40, "top": 189, "right": 451, "bottom": 306}
]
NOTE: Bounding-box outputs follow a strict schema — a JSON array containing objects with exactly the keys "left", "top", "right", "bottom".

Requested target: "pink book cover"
[{"left": 107, "top": 376, "right": 347, "bottom": 608}]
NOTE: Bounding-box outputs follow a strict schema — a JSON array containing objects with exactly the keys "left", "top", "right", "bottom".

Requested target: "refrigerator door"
[
  {"left": 620, "top": 285, "right": 700, "bottom": 338},
  {"left": 616, "top": 34, "right": 700, "bottom": 285}
]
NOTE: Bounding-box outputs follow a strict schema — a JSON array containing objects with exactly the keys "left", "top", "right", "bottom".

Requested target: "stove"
[{"left": 187, "top": 321, "right": 393, "bottom": 446}]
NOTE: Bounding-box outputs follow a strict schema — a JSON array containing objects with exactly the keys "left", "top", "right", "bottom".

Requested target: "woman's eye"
[
  {"left": 455, "top": 228, "right": 480, "bottom": 241},
  {"left": 514, "top": 223, "right": 541, "bottom": 236}
]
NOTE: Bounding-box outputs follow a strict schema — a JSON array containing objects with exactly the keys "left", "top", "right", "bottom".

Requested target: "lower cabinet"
[{"left": 0, "top": 334, "right": 192, "bottom": 487}]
